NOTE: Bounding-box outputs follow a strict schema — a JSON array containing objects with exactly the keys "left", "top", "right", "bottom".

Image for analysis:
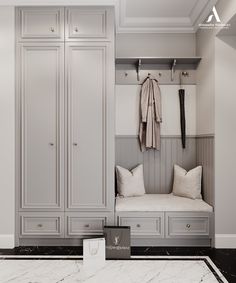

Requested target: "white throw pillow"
[
  {"left": 116, "top": 164, "right": 146, "bottom": 197},
  {"left": 172, "top": 165, "right": 202, "bottom": 199}
]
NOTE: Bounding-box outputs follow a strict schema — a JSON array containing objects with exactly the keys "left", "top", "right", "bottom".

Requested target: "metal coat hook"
[
  {"left": 136, "top": 59, "right": 142, "bottom": 81},
  {"left": 181, "top": 71, "right": 189, "bottom": 77},
  {"left": 171, "top": 59, "right": 177, "bottom": 81},
  {"left": 147, "top": 72, "right": 162, "bottom": 79},
  {"left": 179, "top": 71, "right": 189, "bottom": 88}
]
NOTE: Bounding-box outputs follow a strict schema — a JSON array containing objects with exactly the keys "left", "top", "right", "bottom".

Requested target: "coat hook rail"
[{"left": 115, "top": 57, "right": 201, "bottom": 84}]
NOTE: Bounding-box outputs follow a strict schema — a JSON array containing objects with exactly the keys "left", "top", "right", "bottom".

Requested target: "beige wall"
[
  {"left": 0, "top": 1, "right": 236, "bottom": 249},
  {"left": 214, "top": 1, "right": 236, "bottom": 247},
  {"left": 116, "top": 33, "right": 196, "bottom": 57},
  {"left": 215, "top": 35, "right": 236, "bottom": 246},
  {"left": 116, "top": 33, "right": 197, "bottom": 137},
  {"left": 0, "top": 6, "right": 15, "bottom": 248},
  {"left": 116, "top": 84, "right": 196, "bottom": 136},
  {"left": 196, "top": 0, "right": 236, "bottom": 247},
  {"left": 196, "top": 29, "right": 215, "bottom": 135}
]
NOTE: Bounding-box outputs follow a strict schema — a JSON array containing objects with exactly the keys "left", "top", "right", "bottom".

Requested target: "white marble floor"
[{"left": 0, "top": 256, "right": 228, "bottom": 283}]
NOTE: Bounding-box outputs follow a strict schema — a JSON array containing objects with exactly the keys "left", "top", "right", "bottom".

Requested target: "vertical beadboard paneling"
[
  {"left": 196, "top": 136, "right": 214, "bottom": 206},
  {"left": 116, "top": 136, "right": 197, "bottom": 194},
  {"left": 116, "top": 135, "right": 214, "bottom": 205}
]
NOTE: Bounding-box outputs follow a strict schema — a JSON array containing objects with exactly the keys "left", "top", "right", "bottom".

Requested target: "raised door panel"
[
  {"left": 19, "top": 43, "right": 64, "bottom": 210},
  {"left": 67, "top": 42, "right": 109, "bottom": 210},
  {"left": 65, "top": 7, "right": 114, "bottom": 41},
  {"left": 17, "top": 7, "right": 64, "bottom": 41}
]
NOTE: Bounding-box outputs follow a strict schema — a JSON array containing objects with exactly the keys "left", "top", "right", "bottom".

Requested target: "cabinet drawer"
[
  {"left": 66, "top": 8, "right": 107, "bottom": 39},
  {"left": 166, "top": 214, "right": 210, "bottom": 238},
  {"left": 119, "top": 217, "right": 163, "bottom": 237},
  {"left": 20, "top": 214, "right": 63, "bottom": 237},
  {"left": 17, "top": 7, "right": 64, "bottom": 41},
  {"left": 67, "top": 216, "right": 106, "bottom": 236}
]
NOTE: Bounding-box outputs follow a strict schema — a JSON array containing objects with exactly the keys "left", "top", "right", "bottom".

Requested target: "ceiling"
[
  {"left": 217, "top": 13, "right": 236, "bottom": 36},
  {"left": 116, "top": 0, "right": 218, "bottom": 33}
]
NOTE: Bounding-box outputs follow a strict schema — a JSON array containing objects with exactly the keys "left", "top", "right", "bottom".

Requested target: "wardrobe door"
[
  {"left": 17, "top": 7, "right": 64, "bottom": 41},
  {"left": 66, "top": 7, "right": 108, "bottom": 40},
  {"left": 66, "top": 42, "right": 112, "bottom": 211},
  {"left": 19, "top": 43, "right": 64, "bottom": 211}
]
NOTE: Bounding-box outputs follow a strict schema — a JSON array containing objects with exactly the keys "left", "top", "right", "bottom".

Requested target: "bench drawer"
[
  {"left": 166, "top": 213, "right": 210, "bottom": 238},
  {"left": 67, "top": 216, "right": 107, "bottom": 236},
  {"left": 20, "top": 213, "right": 63, "bottom": 237},
  {"left": 119, "top": 216, "right": 163, "bottom": 237}
]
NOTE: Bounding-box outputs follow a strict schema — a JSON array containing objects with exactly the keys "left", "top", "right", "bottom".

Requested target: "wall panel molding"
[{"left": 196, "top": 136, "right": 214, "bottom": 206}]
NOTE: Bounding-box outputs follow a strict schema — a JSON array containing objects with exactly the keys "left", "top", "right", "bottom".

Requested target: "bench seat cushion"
[{"left": 115, "top": 194, "right": 213, "bottom": 212}]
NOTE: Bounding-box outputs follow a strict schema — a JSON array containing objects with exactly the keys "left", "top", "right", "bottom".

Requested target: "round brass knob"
[{"left": 186, "top": 224, "right": 191, "bottom": 229}]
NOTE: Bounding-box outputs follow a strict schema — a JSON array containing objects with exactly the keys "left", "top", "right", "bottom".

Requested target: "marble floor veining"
[
  {"left": 0, "top": 247, "right": 235, "bottom": 282},
  {"left": 0, "top": 256, "right": 228, "bottom": 283}
]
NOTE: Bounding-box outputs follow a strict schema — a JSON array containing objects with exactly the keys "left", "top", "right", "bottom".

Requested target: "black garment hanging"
[{"left": 179, "top": 75, "right": 186, "bottom": 149}]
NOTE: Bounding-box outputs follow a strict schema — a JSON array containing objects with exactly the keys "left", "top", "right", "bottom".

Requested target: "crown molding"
[{"left": 116, "top": 0, "right": 218, "bottom": 34}]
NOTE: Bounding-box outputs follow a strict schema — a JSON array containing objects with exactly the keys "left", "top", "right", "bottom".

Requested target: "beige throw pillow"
[
  {"left": 116, "top": 164, "right": 146, "bottom": 197},
  {"left": 172, "top": 165, "right": 202, "bottom": 199}
]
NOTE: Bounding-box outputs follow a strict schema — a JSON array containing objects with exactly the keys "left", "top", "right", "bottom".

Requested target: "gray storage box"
[{"left": 104, "top": 226, "right": 131, "bottom": 259}]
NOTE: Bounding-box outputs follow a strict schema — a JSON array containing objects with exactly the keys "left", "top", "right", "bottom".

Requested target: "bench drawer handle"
[
  {"left": 84, "top": 224, "right": 90, "bottom": 228},
  {"left": 186, "top": 224, "right": 191, "bottom": 229},
  {"left": 37, "top": 224, "right": 43, "bottom": 228},
  {"left": 136, "top": 224, "right": 141, "bottom": 228}
]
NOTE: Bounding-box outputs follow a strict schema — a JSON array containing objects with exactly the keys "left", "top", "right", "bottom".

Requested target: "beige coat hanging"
[{"left": 139, "top": 78, "right": 162, "bottom": 152}]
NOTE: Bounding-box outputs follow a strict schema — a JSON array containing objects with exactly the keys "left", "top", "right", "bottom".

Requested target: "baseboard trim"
[
  {"left": 0, "top": 234, "right": 15, "bottom": 248},
  {"left": 215, "top": 234, "right": 236, "bottom": 248}
]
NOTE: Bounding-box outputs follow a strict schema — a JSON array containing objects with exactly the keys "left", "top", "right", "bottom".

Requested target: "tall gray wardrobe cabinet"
[{"left": 15, "top": 6, "right": 115, "bottom": 246}]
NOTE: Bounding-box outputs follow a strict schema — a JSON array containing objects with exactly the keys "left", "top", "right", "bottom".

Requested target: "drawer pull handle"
[
  {"left": 50, "top": 27, "right": 55, "bottom": 32},
  {"left": 186, "top": 224, "right": 191, "bottom": 229},
  {"left": 85, "top": 224, "right": 90, "bottom": 228},
  {"left": 37, "top": 224, "right": 43, "bottom": 228},
  {"left": 74, "top": 27, "right": 78, "bottom": 32},
  {"left": 136, "top": 224, "right": 141, "bottom": 228},
  {"left": 49, "top": 143, "right": 54, "bottom": 146},
  {"left": 73, "top": 143, "right": 78, "bottom": 146}
]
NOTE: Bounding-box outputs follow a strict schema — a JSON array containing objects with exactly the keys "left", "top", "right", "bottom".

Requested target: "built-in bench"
[{"left": 115, "top": 194, "right": 214, "bottom": 247}]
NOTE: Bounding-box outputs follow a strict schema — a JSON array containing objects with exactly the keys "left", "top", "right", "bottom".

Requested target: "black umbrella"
[{"left": 179, "top": 72, "right": 187, "bottom": 149}]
